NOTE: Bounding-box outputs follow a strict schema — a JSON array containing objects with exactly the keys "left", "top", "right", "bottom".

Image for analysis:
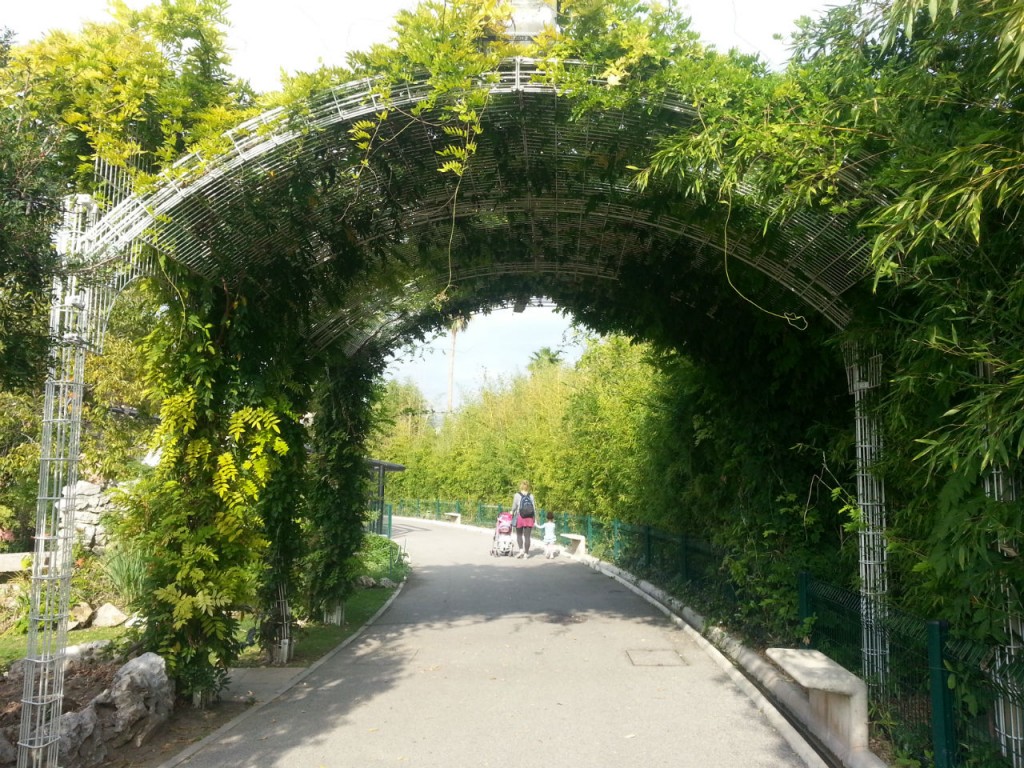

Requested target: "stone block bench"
[
  {"left": 443, "top": 512, "right": 461, "bottom": 525},
  {"left": 560, "top": 533, "right": 587, "bottom": 557},
  {"left": 766, "top": 648, "right": 869, "bottom": 757}
]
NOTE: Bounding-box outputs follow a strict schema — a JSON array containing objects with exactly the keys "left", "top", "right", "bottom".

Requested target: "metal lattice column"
[
  {"left": 17, "top": 197, "right": 102, "bottom": 768},
  {"left": 17, "top": 282, "right": 91, "bottom": 768},
  {"left": 846, "top": 346, "right": 889, "bottom": 687},
  {"left": 995, "top": 606, "right": 1024, "bottom": 767},
  {"left": 984, "top": 457, "right": 1024, "bottom": 767}
]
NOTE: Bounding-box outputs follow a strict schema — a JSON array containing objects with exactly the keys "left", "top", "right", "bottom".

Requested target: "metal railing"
[
  {"left": 389, "top": 500, "right": 728, "bottom": 593},
  {"left": 802, "top": 574, "right": 1024, "bottom": 768}
]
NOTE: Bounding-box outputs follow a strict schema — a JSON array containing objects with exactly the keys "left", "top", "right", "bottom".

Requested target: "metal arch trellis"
[
  {"left": 979, "top": 361, "right": 1024, "bottom": 768},
  {"left": 17, "top": 56, "right": 893, "bottom": 767},
  {"left": 17, "top": 196, "right": 154, "bottom": 768},
  {"left": 77, "top": 58, "right": 870, "bottom": 331},
  {"left": 986, "top": 462, "right": 1024, "bottom": 768}
]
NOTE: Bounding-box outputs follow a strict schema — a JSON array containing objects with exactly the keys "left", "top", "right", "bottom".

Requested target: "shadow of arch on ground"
[{"left": 167, "top": 519, "right": 819, "bottom": 768}]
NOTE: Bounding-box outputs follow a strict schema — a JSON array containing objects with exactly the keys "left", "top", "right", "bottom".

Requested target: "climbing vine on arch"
[{"left": 110, "top": 254, "right": 318, "bottom": 697}]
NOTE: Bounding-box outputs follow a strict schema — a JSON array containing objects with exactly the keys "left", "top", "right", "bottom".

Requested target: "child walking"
[{"left": 538, "top": 512, "right": 558, "bottom": 559}]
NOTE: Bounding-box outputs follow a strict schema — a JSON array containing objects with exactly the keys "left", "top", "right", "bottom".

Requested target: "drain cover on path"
[{"left": 626, "top": 649, "right": 687, "bottom": 666}]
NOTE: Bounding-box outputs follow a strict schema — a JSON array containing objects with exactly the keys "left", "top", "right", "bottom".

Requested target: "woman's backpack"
[{"left": 518, "top": 493, "right": 535, "bottom": 518}]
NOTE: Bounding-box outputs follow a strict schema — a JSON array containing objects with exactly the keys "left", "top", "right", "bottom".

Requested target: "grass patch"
[
  {"left": 0, "top": 535, "right": 407, "bottom": 675},
  {"left": 0, "top": 586, "right": 397, "bottom": 675},
  {"left": 0, "top": 626, "right": 127, "bottom": 673},
  {"left": 234, "top": 586, "right": 397, "bottom": 668}
]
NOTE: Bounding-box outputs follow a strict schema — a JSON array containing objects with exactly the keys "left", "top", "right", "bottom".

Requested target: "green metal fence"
[
  {"left": 390, "top": 500, "right": 729, "bottom": 597},
  {"left": 801, "top": 576, "right": 935, "bottom": 763},
  {"left": 801, "top": 574, "right": 1024, "bottom": 768}
]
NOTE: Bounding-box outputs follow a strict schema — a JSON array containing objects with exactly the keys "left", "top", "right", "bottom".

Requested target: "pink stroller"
[{"left": 490, "top": 511, "right": 515, "bottom": 556}]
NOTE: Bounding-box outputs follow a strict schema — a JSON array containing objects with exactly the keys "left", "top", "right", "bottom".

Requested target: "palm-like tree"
[
  {"left": 528, "top": 346, "right": 563, "bottom": 373},
  {"left": 447, "top": 315, "right": 469, "bottom": 413}
]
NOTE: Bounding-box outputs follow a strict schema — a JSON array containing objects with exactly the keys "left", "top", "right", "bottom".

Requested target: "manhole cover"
[{"left": 626, "top": 649, "right": 687, "bottom": 666}]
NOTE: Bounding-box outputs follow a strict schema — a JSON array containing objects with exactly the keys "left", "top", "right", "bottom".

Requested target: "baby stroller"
[{"left": 490, "top": 511, "right": 515, "bottom": 557}]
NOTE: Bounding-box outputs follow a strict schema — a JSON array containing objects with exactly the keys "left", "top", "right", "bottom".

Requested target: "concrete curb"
[{"left": 156, "top": 580, "right": 406, "bottom": 768}]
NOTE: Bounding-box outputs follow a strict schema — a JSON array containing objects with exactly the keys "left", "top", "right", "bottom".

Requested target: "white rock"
[
  {"left": 0, "top": 731, "right": 17, "bottom": 764},
  {"left": 5, "top": 659, "right": 25, "bottom": 686},
  {"left": 92, "top": 603, "right": 128, "bottom": 628},
  {"left": 65, "top": 641, "right": 111, "bottom": 670},
  {"left": 69, "top": 603, "right": 95, "bottom": 631},
  {"left": 59, "top": 705, "right": 103, "bottom": 767},
  {"left": 76, "top": 509, "right": 101, "bottom": 525},
  {"left": 73, "top": 481, "right": 103, "bottom": 498},
  {"left": 52, "top": 652, "right": 175, "bottom": 766},
  {"left": 94, "top": 653, "right": 174, "bottom": 748}
]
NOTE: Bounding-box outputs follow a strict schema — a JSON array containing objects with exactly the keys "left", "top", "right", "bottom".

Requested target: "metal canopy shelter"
[
  {"left": 367, "top": 460, "right": 406, "bottom": 539},
  {"left": 19, "top": 57, "right": 887, "bottom": 767}
]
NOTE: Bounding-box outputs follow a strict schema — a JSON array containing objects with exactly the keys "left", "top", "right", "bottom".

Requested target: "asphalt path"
[{"left": 172, "top": 519, "right": 813, "bottom": 767}]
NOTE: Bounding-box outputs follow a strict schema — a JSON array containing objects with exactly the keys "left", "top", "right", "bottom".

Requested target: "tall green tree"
[
  {"left": 5, "top": 0, "right": 253, "bottom": 189},
  {"left": 369, "top": 379, "right": 438, "bottom": 500},
  {"left": 0, "top": 28, "right": 63, "bottom": 391},
  {"left": 0, "top": 1, "right": 256, "bottom": 551},
  {"left": 528, "top": 346, "right": 564, "bottom": 372},
  {"left": 116, "top": 292, "right": 291, "bottom": 699},
  {"left": 80, "top": 284, "right": 164, "bottom": 484},
  {"left": 0, "top": 28, "right": 63, "bottom": 546},
  {"left": 0, "top": 391, "right": 42, "bottom": 549},
  {"left": 1, "top": 1, "right": 283, "bottom": 698},
  {"left": 554, "top": 336, "right": 658, "bottom": 520},
  {"left": 789, "top": 0, "right": 1024, "bottom": 632}
]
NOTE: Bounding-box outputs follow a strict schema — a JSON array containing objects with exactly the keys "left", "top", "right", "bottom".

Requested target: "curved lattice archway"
[{"left": 18, "top": 58, "right": 887, "bottom": 766}]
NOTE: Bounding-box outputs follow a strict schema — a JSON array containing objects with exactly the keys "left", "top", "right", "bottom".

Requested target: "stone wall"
[
  {"left": 1, "top": 482, "right": 117, "bottom": 569},
  {"left": 64, "top": 481, "right": 116, "bottom": 554}
]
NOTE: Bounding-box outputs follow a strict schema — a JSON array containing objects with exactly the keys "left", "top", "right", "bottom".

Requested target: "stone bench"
[
  {"left": 560, "top": 533, "right": 586, "bottom": 557},
  {"left": 443, "top": 512, "right": 461, "bottom": 525},
  {"left": 766, "top": 648, "right": 868, "bottom": 755}
]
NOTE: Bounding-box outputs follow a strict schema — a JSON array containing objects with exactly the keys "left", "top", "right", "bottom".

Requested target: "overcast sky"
[{"left": 7, "top": 0, "right": 834, "bottom": 409}]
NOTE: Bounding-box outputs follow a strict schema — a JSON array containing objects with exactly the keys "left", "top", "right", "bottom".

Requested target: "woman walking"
[{"left": 512, "top": 480, "right": 537, "bottom": 558}]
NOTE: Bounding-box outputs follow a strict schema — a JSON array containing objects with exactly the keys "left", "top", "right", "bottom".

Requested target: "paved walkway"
[{"left": 165, "top": 519, "right": 819, "bottom": 767}]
